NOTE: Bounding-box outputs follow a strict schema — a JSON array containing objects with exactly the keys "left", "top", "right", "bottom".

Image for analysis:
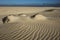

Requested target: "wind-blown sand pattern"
[{"left": 0, "top": 7, "right": 60, "bottom": 40}]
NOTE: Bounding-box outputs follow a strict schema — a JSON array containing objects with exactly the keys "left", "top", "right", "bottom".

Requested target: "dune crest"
[
  {"left": 34, "top": 15, "right": 47, "bottom": 20},
  {"left": 2, "top": 14, "right": 48, "bottom": 23}
]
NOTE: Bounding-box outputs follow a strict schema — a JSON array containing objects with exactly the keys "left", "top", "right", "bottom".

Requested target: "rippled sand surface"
[{"left": 0, "top": 7, "right": 60, "bottom": 40}]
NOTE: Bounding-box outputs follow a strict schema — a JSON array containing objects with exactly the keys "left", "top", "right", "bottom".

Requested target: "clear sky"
[{"left": 0, "top": 0, "right": 60, "bottom": 5}]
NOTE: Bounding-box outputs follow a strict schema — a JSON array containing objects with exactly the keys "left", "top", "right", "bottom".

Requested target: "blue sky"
[{"left": 0, "top": 0, "right": 60, "bottom": 5}]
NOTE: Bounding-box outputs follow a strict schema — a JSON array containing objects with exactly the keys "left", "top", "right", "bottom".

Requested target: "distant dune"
[{"left": 0, "top": 7, "right": 60, "bottom": 40}]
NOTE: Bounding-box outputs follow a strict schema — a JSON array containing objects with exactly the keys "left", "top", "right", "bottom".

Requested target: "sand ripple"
[
  {"left": 0, "top": 20, "right": 60, "bottom": 40},
  {"left": 0, "top": 7, "right": 60, "bottom": 40}
]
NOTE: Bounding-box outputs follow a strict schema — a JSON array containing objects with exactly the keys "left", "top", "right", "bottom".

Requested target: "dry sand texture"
[{"left": 0, "top": 7, "right": 60, "bottom": 40}]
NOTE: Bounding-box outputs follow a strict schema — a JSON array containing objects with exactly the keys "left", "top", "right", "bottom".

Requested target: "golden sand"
[{"left": 0, "top": 7, "right": 60, "bottom": 40}]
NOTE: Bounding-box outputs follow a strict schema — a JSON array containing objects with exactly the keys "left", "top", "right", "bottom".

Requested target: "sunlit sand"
[{"left": 0, "top": 7, "right": 60, "bottom": 40}]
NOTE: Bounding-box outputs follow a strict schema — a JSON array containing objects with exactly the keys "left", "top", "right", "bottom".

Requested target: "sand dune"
[
  {"left": 43, "top": 9, "right": 60, "bottom": 12},
  {"left": 34, "top": 15, "right": 47, "bottom": 20},
  {"left": 2, "top": 13, "right": 48, "bottom": 23},
  {"left": 0, "top": 7, "right": 60, "bottom": 40}
]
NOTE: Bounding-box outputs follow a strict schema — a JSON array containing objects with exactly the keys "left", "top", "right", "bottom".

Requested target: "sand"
[{"left": 0, "top": 7, "right": 60, "bottom": 40}]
